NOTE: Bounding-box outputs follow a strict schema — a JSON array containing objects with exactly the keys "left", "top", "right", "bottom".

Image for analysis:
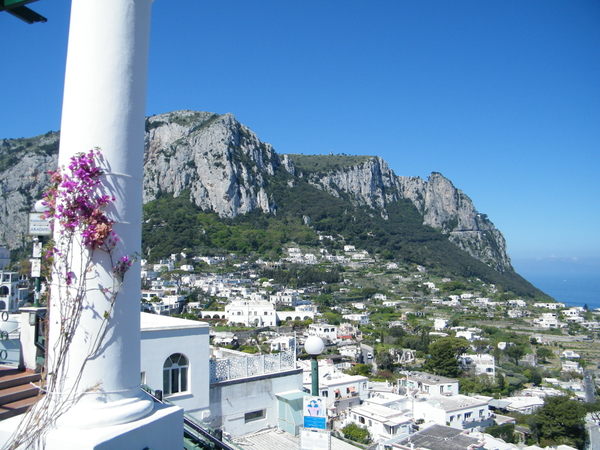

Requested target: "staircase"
[{"left": 0, "top": 367, "right": 42, "bottom": 420}]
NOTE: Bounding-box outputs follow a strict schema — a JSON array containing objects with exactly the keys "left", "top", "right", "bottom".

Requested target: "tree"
[
  {"left": 486, "top": 423, "right": 516, "bottom": 444},
  {"left": 423, "top": 337, "right": 469, "bottom": 378},
  {"left": 536, "top": 347, "right": 554, "bottom": 363},
  {"left": 530, "top": 396, "right": 587, "bottom": 449},
  {"left": 375, "top": 350, "right": 395, "bottom": 372},
  {"left": 505, "top": 344, "right": 526, "bottom": 366},
  {"left": 346, "top": 364, "right": 372, "bottom": 377},
  {"left": 342, "top": 423, "right": 370, "bottom": 445}
]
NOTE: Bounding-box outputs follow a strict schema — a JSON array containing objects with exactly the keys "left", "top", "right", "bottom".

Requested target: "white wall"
[
  {"left": 140, "top": 314, "right": 210, "bottom": 418},
  {"left": 208, "top": 370, "right": 303, "bottom": 437}
]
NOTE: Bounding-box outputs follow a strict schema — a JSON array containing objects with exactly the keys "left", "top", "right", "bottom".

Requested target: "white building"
[
  {"left": 459, "top": 353, "right": 495, "bottom": 378},
  {"left": 412, "top": 394, "right": 493, "bottom": 431},
  {"left": 343, "top": 403, "right": 411, "bottom": 442},
  {"left": 342, "top": 313, "right": 369, "bottom": 325},
  {"left": 0, "top": 271, "right": 27, "bottom": 312},
  {"left": 140, "top": 313, "right": 210, "bottom": 420},
  {"left": 533, "top": 313, "right": 566, "bottom": 329},
  {"left": 270, "top": 289, "right": 300, "bottom": 307},
  {"left": 433, "top": 318, "right": 449, "bottom": 331},
  {"left": 141, "top": 312, "right": 308, "bottom": 439},
  {"left": 153, "top": 259, "right": 175, "bottom": 272},
  {"left": 270, "top": 335, "right": 296, "bottom": 352},
  {"left": 307, "top": 323, "right": 338, "bottom": 341},
  {"left": 534, "top": 302, "right": 565, "bottom": 310},
  {"left": 208, "top": 347, "right": 303, "bottom": 437},
  {"left": 400, "top": 371, "right": 460, "bottom": 397},
  {"left": 225, "top": 299, "right": 278, "bottom": 327},
  {"left": 507, "top": 299, "right": 527, "bottom": 308}
]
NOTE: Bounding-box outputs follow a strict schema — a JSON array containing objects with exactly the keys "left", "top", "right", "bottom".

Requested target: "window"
[
  {"left": 245, "top": 409, "right": 265, "bottom": 423},
  {"left": 0, "top": 286, "right": 8, "bottom": 296},
  {"left": 163, "top": 353, "right": 188, "bottom": 395}
]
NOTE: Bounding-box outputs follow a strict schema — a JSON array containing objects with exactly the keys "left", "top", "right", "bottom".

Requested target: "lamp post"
[{"left": 304, "top": 335, "right": 324, "bottom": 396}]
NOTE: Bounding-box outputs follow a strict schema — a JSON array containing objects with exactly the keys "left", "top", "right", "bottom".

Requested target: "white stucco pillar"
[{"left": 47, "top": 0, "right": 154, "bottom": 428}]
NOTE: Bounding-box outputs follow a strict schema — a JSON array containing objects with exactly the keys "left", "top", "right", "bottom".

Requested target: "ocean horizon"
[{"left": 521, "top": 272, "right": 600, "bottom": 311}]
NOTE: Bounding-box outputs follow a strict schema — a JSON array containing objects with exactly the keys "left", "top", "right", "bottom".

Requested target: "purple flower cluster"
[
  {"left": 43, "top": 150, "right": 117, "bottom": 250},
  {"left": 113, "top": 255, "right": 134, "bottom": 280}
]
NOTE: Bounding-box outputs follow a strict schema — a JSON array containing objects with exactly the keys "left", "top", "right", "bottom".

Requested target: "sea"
[{"left": 519, "top": 272, "right": 600, "bottom": 311}]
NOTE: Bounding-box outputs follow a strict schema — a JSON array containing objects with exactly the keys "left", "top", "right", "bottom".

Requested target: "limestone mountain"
[{"left": 0, "top": 109, "right": 537, "bottom": 295}]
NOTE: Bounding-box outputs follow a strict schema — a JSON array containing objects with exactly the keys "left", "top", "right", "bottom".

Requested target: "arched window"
[
  {"left": 0, "top": 286, "right": 8, "bottom": 296},
  {"left": 163, "top": 353, "right": 188, "bottom": 395},
  {"left": 0, "top": 300, "right": 5, "bottom": 311}
]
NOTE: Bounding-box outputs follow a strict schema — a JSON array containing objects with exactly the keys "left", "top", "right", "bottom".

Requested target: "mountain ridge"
[{"left": 0, "top": 109, "right": 541, "bottom": 297}]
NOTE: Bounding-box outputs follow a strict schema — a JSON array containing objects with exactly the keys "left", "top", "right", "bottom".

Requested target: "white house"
[
  {"left": 433, "top": 318, "right": 449, "bottom": 331},
  {"left": 343, "top": 403, "right": 411, "bottom": 442},
  {"left": 207, "top": 347, "right": 304, "bottom": 437},
  {"left": 342, "top": 313, "right": 369, "bottom": 325},
  {"left": 533, "top": 313, "right": 566, "bottom": 329},
  {"left": 412, "top": 394, "right": 493, "bottom": 431},
  {"left": 534, "top": 302, "right": 565, "bottom": 310},
  {"left": 270, "top": 289, "right": 300, "bottom": 307},
  {"left": 400, "top": 371, "right": 460, "bottom": 397},
  {"left": 504, "top": 396, "right": 545, "bottom": 414},
  {"left": 307, "top": 323, "right": 338, "bottom": 341},
  {"left": 270, "top": 335, "right": 296, "bottom": 352},
  {"left": 153, "top": 259, "right": 175, "bottom": 272},
  {"left": 140, "top": 313, "right": 211, "bottom": 420},
  {"left": 459, "top": 353, "right": 495, "bottom": 378},
  {"left": 225, "top": 299, "right": 278, "bottom": 327},
  {"left": 561, "top": 350, "right": 581, "bottom": 359},
  {"left": 0, "top": 271, "right": 28, "bottom": 312},
  {"left": 506, "top": 299, "right": 527, "bottom": 308}
]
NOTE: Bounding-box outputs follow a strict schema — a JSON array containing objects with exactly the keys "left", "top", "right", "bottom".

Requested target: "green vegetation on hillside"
[
  {"left": 286, "top": 153, "right": 371, "bottom": 173},
  {"left": 141, "top": 162, "right": 548, "bottom": 299}
]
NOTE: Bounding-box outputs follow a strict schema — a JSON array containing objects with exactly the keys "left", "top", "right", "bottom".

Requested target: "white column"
[{"left": 47, "top": 0, "right": 154, "bottom": 428}]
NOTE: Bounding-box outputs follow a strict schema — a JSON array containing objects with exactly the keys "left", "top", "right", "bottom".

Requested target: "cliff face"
[
  {"left": 143, "top": 110, "right": 278, "bottom": 218},
  {"left": 0, "top": 110, "right": 511, "bottom": 272},
  {"left": 297, "top": 159, "right": 511, "bottom": 272}
]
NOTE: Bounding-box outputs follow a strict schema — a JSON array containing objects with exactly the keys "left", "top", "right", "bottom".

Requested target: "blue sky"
[{"left": 1, "top": 1, "right": 599, "bottom": 277}]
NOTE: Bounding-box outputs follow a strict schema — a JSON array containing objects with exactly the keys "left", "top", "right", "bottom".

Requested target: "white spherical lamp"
[
  {"left": 34, "top": 199, "right": 47, "bottom": 213},
  {"left": 304, "top": 335, "right": 324, "bottom": 356}
]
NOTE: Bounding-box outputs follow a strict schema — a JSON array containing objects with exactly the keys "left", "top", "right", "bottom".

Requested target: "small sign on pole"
[
  {"left": 303, "top": 396, "right": 327, "bottom": 430},
  {"left": 30, "top": 259, "right": 41, "bottom": 278},
  {"left": 28, "top": 213, "right": 51, "bottom": 236},
  {"left": 300, "top": 428, "right": 331, "bottom": 450}
]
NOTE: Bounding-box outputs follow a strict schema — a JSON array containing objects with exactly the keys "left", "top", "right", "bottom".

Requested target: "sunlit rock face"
[{"left": 0, "top": 109, "right": 510, "bottom": 272}]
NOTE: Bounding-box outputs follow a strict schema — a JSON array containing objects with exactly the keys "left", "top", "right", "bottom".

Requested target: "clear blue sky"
[{"left": 1, "top": 1, "right": 599, "bottom": 276}]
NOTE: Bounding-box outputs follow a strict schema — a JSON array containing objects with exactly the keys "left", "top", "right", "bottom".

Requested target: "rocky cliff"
[{"left": 0, "top": 110, "right": 511, "bottom": 272}]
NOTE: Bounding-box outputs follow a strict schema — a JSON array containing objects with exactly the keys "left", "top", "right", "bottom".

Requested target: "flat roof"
[
  {"left": 140, "top": 312, "right": 209, "bottom": 332},
  {"left": 404, "top": 371, "right": 458, "bottom": 385}
]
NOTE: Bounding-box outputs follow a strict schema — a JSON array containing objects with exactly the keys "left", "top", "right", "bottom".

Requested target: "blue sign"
[{"left": 303, "top": 396, "right": 326, "bottom": 430}]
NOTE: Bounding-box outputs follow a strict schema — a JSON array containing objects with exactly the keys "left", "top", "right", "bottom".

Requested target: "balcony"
[{"left": 209, "top": 349, "right": 296, "bottom": 383}]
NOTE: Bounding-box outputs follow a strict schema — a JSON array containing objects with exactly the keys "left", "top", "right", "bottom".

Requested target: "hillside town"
[{"left": 2, "top": 240, "right": 598, "bottom": 449}]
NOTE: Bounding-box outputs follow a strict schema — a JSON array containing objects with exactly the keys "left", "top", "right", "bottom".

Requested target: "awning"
[
  {"left": 334, "top": 389, "right": 340, "bottom": 394},
  {"left": 348, "top": 387, "right": 356, "bottom": 393}
]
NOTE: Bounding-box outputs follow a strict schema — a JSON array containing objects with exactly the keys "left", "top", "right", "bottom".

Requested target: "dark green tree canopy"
[
  {"left": 423, "top": 337, "right": 469, "bottom": 378},
  {"left": 530, "top": 395, "right": 587, "bottom": 449}
]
